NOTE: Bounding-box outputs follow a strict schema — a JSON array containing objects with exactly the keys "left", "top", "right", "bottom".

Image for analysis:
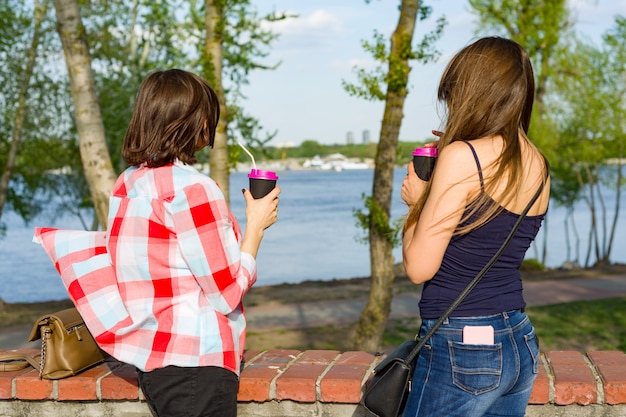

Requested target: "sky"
[{"left": 243, "top": 0, "right": 625, "bottom": 146}]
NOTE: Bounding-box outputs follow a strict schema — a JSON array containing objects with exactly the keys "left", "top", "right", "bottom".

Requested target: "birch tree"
[
  {"left": 84, "top": 0, "right": 189, "bottom": 173},
  {"left": 345, "top": 0, "right": 445, "bottom": 351},
  {"left": 52, "top": 0, "right": 117, "bottom": 229},
  {"left": 0, "top": 0, "right": 81, "bottom": 234},
  {"left": 550, "top": 17, "right": 626, "bottom": 267},
  {"left": 204, "top": 0, "right": 230, "bottom": 198},
  {"left": 0, "top": 0, "right": 48, "bottom": 223},
  {"left": 194, "top": 0, "right": 284, "bottom": 203}
]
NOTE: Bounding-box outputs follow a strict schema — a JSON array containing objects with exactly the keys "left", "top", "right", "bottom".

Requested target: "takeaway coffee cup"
[
  {"left": 248, "top": 169, "right": 278, "bottom": 199},
  {"left": 412, "top": 147, "right": 439, "bottom": 181}
]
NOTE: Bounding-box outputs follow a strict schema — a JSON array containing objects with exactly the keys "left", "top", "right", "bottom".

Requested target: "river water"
[{"left": 1, "top": 168, "right": 624, "bottom": 302}]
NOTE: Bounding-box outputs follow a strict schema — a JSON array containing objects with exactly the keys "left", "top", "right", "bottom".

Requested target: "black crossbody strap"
[{"left": 405, "top": 170, "right": 548, "bottom": 364}]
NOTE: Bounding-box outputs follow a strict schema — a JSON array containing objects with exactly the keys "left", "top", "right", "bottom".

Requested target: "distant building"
[
  {"left": 362, "top": 130, "right": 371, "bottom": 144},
  {"left": 346, "top": 131, "right": 354, "bottom": 145}
]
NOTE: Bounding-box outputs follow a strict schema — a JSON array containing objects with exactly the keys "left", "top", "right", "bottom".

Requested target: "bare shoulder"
[
  {"left": 438, "top": 141, "right": 476, "bottom": 163},
  {"left": 435, "top": 141, "right": 481, "bottom": 182}
]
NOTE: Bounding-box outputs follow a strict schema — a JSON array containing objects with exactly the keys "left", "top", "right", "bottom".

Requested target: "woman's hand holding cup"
[
  {"left": 243, "top": 186, "right": 280, "bottom": 232},
  {"left": 401, "top": 162, "right": 427, "bottom": 207}
]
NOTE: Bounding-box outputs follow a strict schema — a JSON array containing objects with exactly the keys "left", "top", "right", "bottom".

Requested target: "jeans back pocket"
[
  {"left": 449, "top": 342, "right": 502, "bottom": 395},
  {"left": 524, "top": 327, "right": 540, "bottom": 374}
]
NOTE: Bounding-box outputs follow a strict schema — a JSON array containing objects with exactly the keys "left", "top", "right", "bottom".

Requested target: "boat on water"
[{"left": 302, "top": 153, "right": 371, "bottom": 171}]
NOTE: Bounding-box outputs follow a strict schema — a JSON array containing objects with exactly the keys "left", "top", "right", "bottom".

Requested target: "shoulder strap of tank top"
[
  {"left": 462, "top": 140, "right": 484, "bottom": 189},
  {"left": 462, "top": 141, "right": 550, "bottom": 189}
]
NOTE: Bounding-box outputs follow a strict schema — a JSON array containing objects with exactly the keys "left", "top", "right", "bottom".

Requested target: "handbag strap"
[
  {"left": 405, "top": 167, "right": 548, "bottom": 364},
  {"left": 0, "top": 352, "right": 41, "bottom": 372}
]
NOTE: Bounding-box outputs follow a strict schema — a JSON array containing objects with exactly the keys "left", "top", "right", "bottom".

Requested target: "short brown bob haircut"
[{"left": 122, "top": 69, "right": 220, "bottom": 168}]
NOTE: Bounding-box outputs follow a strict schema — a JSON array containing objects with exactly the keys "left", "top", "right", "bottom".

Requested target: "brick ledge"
[{"left": 1, "top": 349, "right": 625, "bottom": 414}]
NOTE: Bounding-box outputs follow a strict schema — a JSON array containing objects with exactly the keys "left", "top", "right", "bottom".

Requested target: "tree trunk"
[
  {"left": 605, "top": 142, "right": 623, "bottom": 263},
  {"left": 205, "top": 0, "right": 230, "bottom": 203},
  {"left": 353, "top": 0, "right": 420, "bottom": 352},
  {"left": 52, "top": 0, "right": 116, "bottom": 229},
  {"left": 0, "top": 0, "right": 48, "bottom": 221}
]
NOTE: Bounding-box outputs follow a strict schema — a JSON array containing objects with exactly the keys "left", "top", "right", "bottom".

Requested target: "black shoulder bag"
[{"left": 361, "top": 176, "right": 547, "bottom": 417}]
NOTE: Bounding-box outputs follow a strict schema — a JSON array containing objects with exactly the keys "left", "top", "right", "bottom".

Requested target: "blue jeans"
[{"left": 403, "top": 310, "right": 539, "bottom": 417}]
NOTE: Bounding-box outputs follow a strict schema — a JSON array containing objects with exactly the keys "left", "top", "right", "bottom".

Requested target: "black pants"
[{"left": 137, "top": 365, "right": 239, "bottom": 417}]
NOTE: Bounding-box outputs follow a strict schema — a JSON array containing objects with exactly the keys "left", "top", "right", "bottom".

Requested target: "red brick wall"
[{"left": 1, "top": 349, "right": 625, "bottom": 408}]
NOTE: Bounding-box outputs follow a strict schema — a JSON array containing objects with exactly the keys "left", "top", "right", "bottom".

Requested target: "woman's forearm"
[{"left": 240, "top": 227, "right": 264, "bottom": 259}]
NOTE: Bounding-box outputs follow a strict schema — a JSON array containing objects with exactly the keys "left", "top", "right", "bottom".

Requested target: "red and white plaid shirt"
[
  {"left": 34, "top": 161, "right": 256, "bottom": 375},
  {"left": 106, "top": 160, "right": 256, "bottom": 373}
]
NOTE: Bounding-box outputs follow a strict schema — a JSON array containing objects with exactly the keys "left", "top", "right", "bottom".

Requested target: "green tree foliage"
[
  {"left": 548, "top": 17, "right": 626, "bottom": 266},
  {"left": 1, "top": 0, "right": 286, "bottom": 233},
  {"left": 82, "top": 0, "right": 190, "bottom": 173},
  {"left": 469, "top": 1, "right": 625, "bottom": 267},
  {"left": 1, "top": 0, "right": 190, "bottom": 233},
  {"left": 468, "top": 0, "right": 571, "bottom": 112},
  {"left": 0, "top": 0, "right": 85, "bottom": 234},
  {"left": 342, "top": 8, "right": 444, "bottom": 101},
  {"left": 296, "top": 140, "right": 329, "bottom": 158}
]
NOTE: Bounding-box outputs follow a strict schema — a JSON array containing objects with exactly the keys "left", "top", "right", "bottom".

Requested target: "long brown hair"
[
  {"left": 404, "top": 37, "right": 536, "bottom": 235},
  {"left": 122, "top": 69, "right": 220, "bottom": 168}
]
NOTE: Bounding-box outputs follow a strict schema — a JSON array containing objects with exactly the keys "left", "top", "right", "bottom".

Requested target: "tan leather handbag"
[{"left": 0, "top": 308, "right": 105, "bottom": 379}]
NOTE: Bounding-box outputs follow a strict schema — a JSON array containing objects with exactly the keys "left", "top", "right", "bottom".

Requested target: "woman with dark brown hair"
[
  {"left": 107, "top": 69, "right": 280, "bottom": 416},
  {"left": 400, "top": 37, "right": 550, "bottom": 416}
]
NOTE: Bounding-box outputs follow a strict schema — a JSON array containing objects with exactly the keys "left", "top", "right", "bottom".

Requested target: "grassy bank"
[{"left": 527, "top": 297, "right": 626, "bottom": 352}]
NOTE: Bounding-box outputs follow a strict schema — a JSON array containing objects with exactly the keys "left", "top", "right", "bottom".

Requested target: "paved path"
[
  {"left": 2, "top": 274, "right": 626, "bottom": 350},
  {"left": 244, "top": 274, "right": 626, "bottom": 331}
]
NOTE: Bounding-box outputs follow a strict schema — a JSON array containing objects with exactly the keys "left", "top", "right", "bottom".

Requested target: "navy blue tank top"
[{"left": 419, "top": 141, "right": 546, "bottom": 319}]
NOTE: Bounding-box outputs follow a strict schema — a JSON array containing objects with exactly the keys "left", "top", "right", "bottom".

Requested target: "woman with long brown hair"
[{"left": 400, "top": 37, "right": 550, "bottom": 416}]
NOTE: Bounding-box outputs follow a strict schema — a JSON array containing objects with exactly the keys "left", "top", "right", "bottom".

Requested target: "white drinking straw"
[{"left": 238, "top": 142, "right": 257, "bottom": 170}]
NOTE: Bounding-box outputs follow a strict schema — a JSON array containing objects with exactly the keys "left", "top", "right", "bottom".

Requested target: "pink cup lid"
[
  {"left": 248, "top": 169, "right": 278, "bottom": 180},
  {"left": 412, "top": 147, "right": 439, "bottom": 157}
]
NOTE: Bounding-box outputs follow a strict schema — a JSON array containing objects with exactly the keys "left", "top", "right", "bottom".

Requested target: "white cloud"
[
  {"left": 304, "top": 9, "right": 343, "bottom": 33},
  {"left": 265, "top": 9, "right": 342, "bottom": 37},
  {"left": 260, "top": 8, "right": 344, "bottom": 57}
]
